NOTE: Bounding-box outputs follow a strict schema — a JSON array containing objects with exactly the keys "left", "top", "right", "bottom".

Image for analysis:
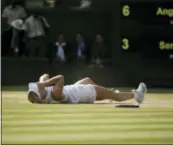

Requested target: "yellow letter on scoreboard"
[
  {"left": 156, "top": 7, "right": 163, "bottom": 16},
  {"left": 159, "top": 41, "right": 165, "bottom": 50}
]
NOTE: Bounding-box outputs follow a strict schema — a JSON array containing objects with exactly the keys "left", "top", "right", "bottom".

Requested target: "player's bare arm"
[
  {"left": 28, "top": 74, "right": 64, "bottom": 103},
  {"left": 40, "top": 75, "right": 64, "bottom": 87},
  {"left": 38, "top": 75, "right": 64, "bottom": 101}
]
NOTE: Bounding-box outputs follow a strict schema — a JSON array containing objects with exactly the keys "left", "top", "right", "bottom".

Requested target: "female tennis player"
[{"left": 27, "top": 74, "right": 147, "bottom": 104}]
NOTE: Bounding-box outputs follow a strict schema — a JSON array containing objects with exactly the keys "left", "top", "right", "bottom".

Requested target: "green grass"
[{"left": 2, "top": 88, "right": 173, "bottom": 144}]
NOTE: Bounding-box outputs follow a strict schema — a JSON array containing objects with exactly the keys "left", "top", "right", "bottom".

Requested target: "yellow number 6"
[
  {"left": 122, "top": 5, "right": 130, "bottom": 16},
  {"left": 122, "top": 38, "right": 129, "bottom": 50}
]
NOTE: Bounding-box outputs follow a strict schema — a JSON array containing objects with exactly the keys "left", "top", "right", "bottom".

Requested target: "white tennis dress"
[{"left": 45, "top": 84, "right": 97, "bottom": 104}]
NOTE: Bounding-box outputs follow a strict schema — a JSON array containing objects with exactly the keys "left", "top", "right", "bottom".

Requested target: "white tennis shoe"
[{"left": 133, "top": 82, "right": 147, "bottom": 104}]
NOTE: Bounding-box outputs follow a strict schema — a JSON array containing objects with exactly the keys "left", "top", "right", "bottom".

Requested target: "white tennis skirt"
[{"left": 62, "top": 84, "right": 97, "bottom": 104}]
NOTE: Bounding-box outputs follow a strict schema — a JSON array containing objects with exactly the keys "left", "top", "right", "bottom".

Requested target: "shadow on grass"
[{"left": 114, "top": 104, "right": 140, "bottom": 108}]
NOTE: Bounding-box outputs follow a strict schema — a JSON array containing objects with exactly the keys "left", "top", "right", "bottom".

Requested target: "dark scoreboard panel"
[{"left": 120, "top": 1, "right": 173, "bottom": 59}]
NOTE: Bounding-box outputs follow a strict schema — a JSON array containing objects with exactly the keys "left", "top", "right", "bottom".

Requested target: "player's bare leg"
[
  {"left": 75, "top": 77, "right": 119, "bottom": 94},
  {"left": 95, "top": 86, "right": 134, "bottom": 101},
  {"left": 94, "top": 83, "right": 147, "bottom": 104},
  {"left": 75, "top": 77, "right": 97, "bottom": 85}
]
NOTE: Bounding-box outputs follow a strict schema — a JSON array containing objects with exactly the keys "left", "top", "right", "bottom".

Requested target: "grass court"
[{"left": 2, "top": 87, "right": 173, "bottom": 144}]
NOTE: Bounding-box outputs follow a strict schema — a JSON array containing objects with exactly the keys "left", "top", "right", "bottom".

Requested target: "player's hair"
[
  {"left": 27, "top": 91, "right": 40, "bottom": 103},
  {"left": 28, "top": 91, "right": 48, "bottom": 104}
]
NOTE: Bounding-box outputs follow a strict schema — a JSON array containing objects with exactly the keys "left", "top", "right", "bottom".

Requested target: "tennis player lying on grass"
[{"left": 27, "top": 74, "right": 147, "bottom": 104}]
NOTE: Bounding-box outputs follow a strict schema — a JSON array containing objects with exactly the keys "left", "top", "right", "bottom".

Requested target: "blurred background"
[{"left": 1, "top": 0, "right": 173, "bottom": 88}]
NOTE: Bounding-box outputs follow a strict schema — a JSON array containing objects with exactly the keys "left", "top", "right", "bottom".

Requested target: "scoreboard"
[{"left": 120, "top": 1, "right": 173, "bottom": 59}]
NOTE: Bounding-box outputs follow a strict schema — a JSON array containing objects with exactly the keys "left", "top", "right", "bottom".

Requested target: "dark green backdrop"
[{"left": 2, "top": 0, "right": 173, "bottom": 87}]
